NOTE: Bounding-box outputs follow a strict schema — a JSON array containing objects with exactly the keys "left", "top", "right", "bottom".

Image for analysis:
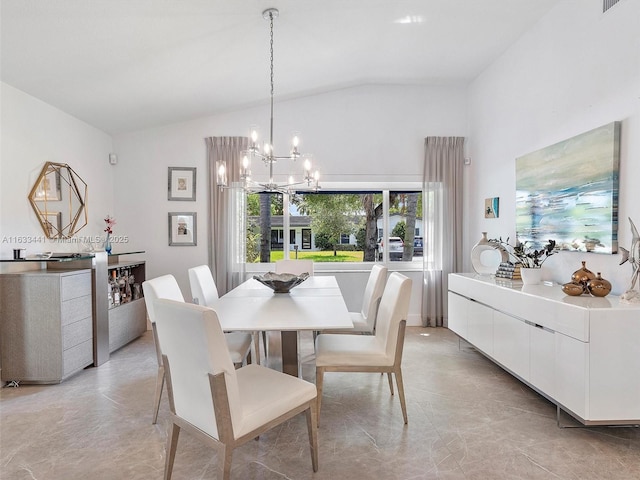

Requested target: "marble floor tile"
[{"left": 1, "top": 327, "right": 638, "bottom": 479}]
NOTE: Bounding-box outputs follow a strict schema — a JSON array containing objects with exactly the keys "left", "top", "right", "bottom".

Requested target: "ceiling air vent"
[{"left": 603, "top": 0, "right": 620, "bottom": 13}]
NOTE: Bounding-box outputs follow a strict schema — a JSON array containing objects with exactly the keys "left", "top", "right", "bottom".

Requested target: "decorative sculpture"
[{"left": 619, "top": 217, "right": 640, "bottom": 303}]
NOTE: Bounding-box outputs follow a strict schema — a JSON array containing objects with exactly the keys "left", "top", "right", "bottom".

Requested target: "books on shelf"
[{"left": 494, "top": 262, "right": 521, "bottom": 280}]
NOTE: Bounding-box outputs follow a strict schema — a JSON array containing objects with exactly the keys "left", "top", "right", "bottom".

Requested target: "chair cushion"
[
  {"left": 315, "top": 334, "right": 393, "bottom": 367},
  {"left": 224, "top": 332, "right": 252, "bottom": 365},
  {"left": 235, "top": 365, "right": 316, "bottom": 439}
]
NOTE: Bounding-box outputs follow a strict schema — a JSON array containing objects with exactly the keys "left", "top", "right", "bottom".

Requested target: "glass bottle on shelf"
[
  {"left": 124, "top": 268, "right": 132, "bottom": 303},
  {"left": 111, "top": 270, "right": 121, "bottom": 307},
  {"left": 108, "top": 276, "right": 114, "bottom": 309},
  {"left": 128, "top": 271, "right": 135, "bottom": 298},
  {"left": 118, "top": 268, "right": 127, "bottom": 303}
]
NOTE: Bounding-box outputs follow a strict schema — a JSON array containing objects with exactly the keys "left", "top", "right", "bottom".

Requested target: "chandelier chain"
[
  {"left": 268, "top": 11, "right": 275, "bottom": 150},
  {"left": 269, "top": 13, "right": 274, "bottom": 99}
]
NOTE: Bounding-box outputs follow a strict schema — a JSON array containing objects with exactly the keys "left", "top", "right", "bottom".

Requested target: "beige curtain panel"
[
  {"left": 422, "top": 136, "right": 464, "bottom": 327},
  {"left": 206, "top": 136, "right": 249, "bottom": 295}
]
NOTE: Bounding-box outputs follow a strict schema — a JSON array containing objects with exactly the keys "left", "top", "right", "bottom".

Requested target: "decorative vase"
[
  {"left": 471, "top": 232, "right": 506, "bottom": 275},
  {"left": 104, "top": 234, "right": 112, "bottom": 255},
  {"left": 562, "top": 282, "right": 585, "bottom": 296},
  {"left": 587, "top": 272, "right": 612, "bottom": 297},
  {"left": 520, "top": 267, "right": 543, "bottom": 285},
  {"left": 571, "top": 261, "right": 596, "bottom": 285}
]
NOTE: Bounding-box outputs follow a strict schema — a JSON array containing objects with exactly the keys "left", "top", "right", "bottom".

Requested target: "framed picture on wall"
[
  {"left": 168, "top": 212, "right": 197, "bottom": 246},
  {"left": 168, "top": 167, "right": 196, "bottom": 201},
  {"left": 485, "top": 197, "right": 499, "bottom": 218},
  {"left": 34, "top": 170, "right": 62, "bottom": 201},
  {"left": 43, "top": 212, "right": 62, "bottom": 238}
]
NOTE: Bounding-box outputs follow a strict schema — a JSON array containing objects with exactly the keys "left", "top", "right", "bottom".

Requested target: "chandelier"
[{"left": 217, "top": 8, "right": 320, "bottom": 194}]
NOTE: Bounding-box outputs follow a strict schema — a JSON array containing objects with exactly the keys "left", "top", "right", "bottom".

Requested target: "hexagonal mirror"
[{"left": 28, "top": 162, "right": 88, "bottom": 239}]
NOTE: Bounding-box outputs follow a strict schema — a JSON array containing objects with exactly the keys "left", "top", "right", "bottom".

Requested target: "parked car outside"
[
  {"left": 378, "top": 236, "right": 404, "bottom": 261},
  {"left": 413, "top": 236, "right": 423, "bottom": 256}
]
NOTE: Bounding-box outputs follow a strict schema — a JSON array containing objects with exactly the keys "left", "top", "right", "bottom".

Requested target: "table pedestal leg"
[{"left": 281, "top": 331, "right": 299, "bottom": 377}]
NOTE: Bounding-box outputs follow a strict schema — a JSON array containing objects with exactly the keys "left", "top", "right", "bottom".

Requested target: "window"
[{"left": 244, "top": 188, "right": 422, "bottom": 264}]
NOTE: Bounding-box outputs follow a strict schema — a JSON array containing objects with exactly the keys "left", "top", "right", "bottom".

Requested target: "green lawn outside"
[{"left": 266, "top": 250, "right": 364, "bottom": 262}]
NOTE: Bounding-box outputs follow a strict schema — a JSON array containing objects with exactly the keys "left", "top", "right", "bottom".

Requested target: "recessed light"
[{"left": 394, "top": 15, "right": 425, "bottom": 24}]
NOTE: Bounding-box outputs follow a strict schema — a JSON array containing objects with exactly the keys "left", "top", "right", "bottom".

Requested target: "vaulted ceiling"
[{"left": 1, "top": 0, "right": 561, "bottom": 134}]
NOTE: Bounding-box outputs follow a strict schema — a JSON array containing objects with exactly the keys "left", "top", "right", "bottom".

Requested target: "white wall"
[
  {"left": 0, "top": 83, "right": 114, "bottom": 272},
  {"left": 466, "top": 0, "right": 640, "bottom": 294},
  {"left": 113, "top": 83, "right": 468, "bottom": 299}
]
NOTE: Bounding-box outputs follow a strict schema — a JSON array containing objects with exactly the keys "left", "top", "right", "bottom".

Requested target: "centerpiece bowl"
[{"left": 253, "top": 272, "right": 309, "bottom": 293}]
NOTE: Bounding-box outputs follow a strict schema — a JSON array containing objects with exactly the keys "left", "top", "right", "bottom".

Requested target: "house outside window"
[{"left": 245, "top": 187, "right": 423, "bottom": 265}]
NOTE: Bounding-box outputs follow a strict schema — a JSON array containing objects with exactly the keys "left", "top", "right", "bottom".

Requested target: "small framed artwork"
[
  {"left": 168, "top": 167, "right": 196, "bottom": 201},
  {"left": 35, "top": 170, "right": 62, "bottom": 201},
  {"left": 485, "top": 197, "right": 499, "bottom": 218},
  {"left": 43, "top": 212, "right": 62, "bottom": 238},
  {"left": 168, "top": 212, "right": 197, "bottom": 246}
]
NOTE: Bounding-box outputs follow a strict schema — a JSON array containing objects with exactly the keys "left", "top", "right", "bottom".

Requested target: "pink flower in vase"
[{"left": 104, "top": 215, "right": 116, "bottom": 234}]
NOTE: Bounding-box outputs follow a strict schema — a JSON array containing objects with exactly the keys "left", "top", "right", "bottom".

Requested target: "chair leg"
[
  {"left": 394, "top": 367, "right": 408, "bottom": 424},
  {"left": 253, "top": 331, "right": 261, "bottom": 365},
  {"left": 262, "top": 331, "right": 268, "bottom": 360},
  {"left": 306, "top": 402, "right": 319, "bottom": 472},
  {"left": 152, "top": 365, "right": 165, "bottom": 424},
  {"left": 164, "top": 421, "right": 180, "bottom": 480},
  {"left": 386, "top": 372, "right": 394, "bottom": 396},
  {"left": 219, "top": 445, "right": 233, "bottom": 480},
  {"left": 315, "top": 368, "right": 324, "bottom": 427}
]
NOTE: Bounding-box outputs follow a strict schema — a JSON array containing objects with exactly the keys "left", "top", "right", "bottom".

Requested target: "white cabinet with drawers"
[
  {"left": 0, "top": 269, "right": 94, "bottom": 383},
  {"left": 448, "top": 273, "right": 640, "bottom": 425}
]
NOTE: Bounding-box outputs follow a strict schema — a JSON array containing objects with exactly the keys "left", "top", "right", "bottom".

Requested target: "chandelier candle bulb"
[{"left": 217, "top": 162, "right": 227, "bottom": 187}]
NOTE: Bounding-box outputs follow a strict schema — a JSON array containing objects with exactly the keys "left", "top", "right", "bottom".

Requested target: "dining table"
[{"left": 212, "top": 275, "right": 352, "bottom": 376}]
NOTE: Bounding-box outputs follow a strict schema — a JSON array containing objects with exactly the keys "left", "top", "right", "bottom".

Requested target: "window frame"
[{"left": 243, "top": 181, "right": 424, "bottom": 273}]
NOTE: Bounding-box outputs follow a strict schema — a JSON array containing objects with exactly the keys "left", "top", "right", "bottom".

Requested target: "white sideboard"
[{"left": 448, "top": 273, "right": 640, "bottom": 425}]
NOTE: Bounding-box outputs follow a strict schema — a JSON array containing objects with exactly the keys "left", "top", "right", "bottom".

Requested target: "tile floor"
[{"left": 1, "top": 327, "right": 639, "bottom": 479}]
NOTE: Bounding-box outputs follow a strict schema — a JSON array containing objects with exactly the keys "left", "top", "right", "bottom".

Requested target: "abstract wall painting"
[{"left": 516, "top": 121, "right": 620, "bottom": 254}]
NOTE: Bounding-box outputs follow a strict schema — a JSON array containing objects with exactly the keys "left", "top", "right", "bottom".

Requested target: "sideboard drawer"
[
  {"left": 61, "top": 272, "right": 92, "bottom": 301},
  {"left": 63, "top": 317, "right": 93, "bottom": 351},
  {"left": 61, "top": 294, "right": 92, "bottom": 326}
]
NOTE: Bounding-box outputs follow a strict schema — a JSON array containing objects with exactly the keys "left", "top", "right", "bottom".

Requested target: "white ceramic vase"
[
  {"left": 471, "top": 232, "right": 506, "bottom": 275},
  {"left": 520, "top": 267, "right": 542, "bottom": 285}
]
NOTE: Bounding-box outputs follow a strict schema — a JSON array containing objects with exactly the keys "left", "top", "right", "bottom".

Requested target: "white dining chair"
[
  {"left": 274, "top": 259, "right": 314, "bottom": 276},
  {"left": 315, "top": 272, "right": 412, "bottom": 425},
  {"left": 153, "top": 298, "right": 319, "bottom": 480},
  {"left": 322, "top": 264, "right": 387, "bottom": 334},
  {"left": 142, "top": 274, "right": 252, "bottom": 425},
  {"left": 188, "top": 264, "right": 220, "bottom": 307},
  {"left": 188, "top": 264, "right": 261, "bottom": 365}
]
